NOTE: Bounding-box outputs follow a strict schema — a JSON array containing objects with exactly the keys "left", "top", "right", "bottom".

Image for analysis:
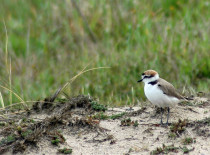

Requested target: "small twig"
[
  {"left": 49, "top": 87, "right": 62, "bottom": 102},
  {"left": 186, "top": 107, "right": 198, "bottom": 113},
  {"left": 125, "top": 107, "right": 147, "bottom": 117}
]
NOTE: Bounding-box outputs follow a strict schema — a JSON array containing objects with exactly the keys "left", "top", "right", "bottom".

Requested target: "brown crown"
[{"left": 143, "top": 70, "right": 158, "bottom": 76}]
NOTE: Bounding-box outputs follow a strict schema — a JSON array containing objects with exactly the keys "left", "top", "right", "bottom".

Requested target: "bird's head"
[{"left": 138, "top": 70, "right": 159, "bottom": 84}]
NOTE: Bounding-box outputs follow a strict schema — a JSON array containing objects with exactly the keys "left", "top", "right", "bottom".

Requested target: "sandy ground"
[
  {"left": 28, "top": 102, "right": 210, "bottom": 154},
  {"left": 1, "top": 96, "right": 210, "bottom": 155}
]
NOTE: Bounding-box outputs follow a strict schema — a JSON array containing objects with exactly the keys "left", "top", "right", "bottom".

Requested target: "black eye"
[
  {"left": 144, "top": 75, "right": 153, "bottom": 79},
  {"left": 142, "top": 73, "right": 145, "bottom": 75}
]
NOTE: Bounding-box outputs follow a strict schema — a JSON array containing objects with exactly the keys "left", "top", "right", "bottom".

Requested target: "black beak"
[{"left": 137, "top": 79, "right": 143, "bottom": 82}]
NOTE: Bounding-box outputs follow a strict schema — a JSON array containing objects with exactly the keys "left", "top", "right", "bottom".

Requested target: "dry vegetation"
[{"left": 0, "top": 94, "right": 209, "bottom": 154}]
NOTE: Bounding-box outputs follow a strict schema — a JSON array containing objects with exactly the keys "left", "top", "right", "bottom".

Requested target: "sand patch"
[{"left": 0, "top": 95, "right": 209, "bottom": 155}]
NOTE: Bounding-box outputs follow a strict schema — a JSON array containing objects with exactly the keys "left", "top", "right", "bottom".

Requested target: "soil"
[{"left": 0, "top": 95, "right": 209, "bottom": 155}]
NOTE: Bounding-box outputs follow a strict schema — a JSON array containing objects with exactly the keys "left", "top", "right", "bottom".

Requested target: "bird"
[{"left": 137, "top": 69, "right": 185, "bottom": 125}]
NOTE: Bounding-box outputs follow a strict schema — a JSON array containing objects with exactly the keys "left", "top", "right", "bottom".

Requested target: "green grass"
[
  {"left": 58, "top": 147, "right": 73, "bottom": 154},
  {"left": 0, "top": 0, "right": 209, "bottom": 107},
  {"left": 182, "top": 137, "right": 195, "bottom": 145},
  {"left": 92, "top": 112, "right": 126, "bottom": 120},
  {"left": 91, "top": 101, "right": 107, "bottom": 111},
  {"left": 181, "top": 146, "right": 193, "bottom": 154},
  {"left": 151, "top": 144, "right": 179, "bottom": 154},
  {"left": 92, "top": 112, "right": 109, "bottom": 120},
  {"left": 110, "top": 112, "right": 126, "bottom": 120},
  {"left": 0, "top": 135, "right": 16, "bottom": 146},
  {"left": 21, "top": 129, "right": 33, "bottom": 138},
  {"left": 51, "top": 136, "right": 60, "bottom": 146}
]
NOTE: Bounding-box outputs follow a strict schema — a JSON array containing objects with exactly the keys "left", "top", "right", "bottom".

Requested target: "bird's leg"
[
  {"left": 160, "top": 107, "right": 164, "bottom": 125},
  {"left": 166, "top": 107, "right": 170, "bottom": 126}
]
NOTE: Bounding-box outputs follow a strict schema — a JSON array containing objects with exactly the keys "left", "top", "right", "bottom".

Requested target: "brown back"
[{"left": 157, "top": 78, "right": 184, "bottom": 99}]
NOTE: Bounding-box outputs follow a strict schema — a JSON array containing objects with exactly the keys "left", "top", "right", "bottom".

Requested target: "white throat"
[{"left": 143, "top": 74, "right": 159, "bottom": 84}]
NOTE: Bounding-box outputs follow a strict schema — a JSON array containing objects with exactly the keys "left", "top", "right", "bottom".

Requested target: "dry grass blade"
[
  {"left": 61, "top": 66, "right": 110, "bottom": 93},
  {"left": 9, "top": 58, "right": 12, "bottom": 105},
  {"left": 0, "top": 101, "right": 36, "bottom": 111},
  {"left": 3, "top": 20, "right": 13, "bottom": 106},
  {"left": 49, "top": 87, "right": 62, "bottom": 102},
  {"left": 61, "top": 64, "right": 89, "bottom": 93},
  {"left": 3, "top": 20, "right": 8, "bottom": 70},
  {"left": 0, "top": 100, "right": 72, "bottom": 111},
  {"left": 0, "top": 85, "right": 28, "bottom": 109},
  {"left": 0, "top": 91, "right": 5, "bottom": 108}
]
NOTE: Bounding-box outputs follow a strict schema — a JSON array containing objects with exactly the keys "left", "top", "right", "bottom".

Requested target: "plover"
[{"left": 138, "top": 69, "right": 185, "bottom": 125}]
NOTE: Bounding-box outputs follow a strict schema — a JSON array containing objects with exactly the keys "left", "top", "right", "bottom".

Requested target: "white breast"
[{"left": 144, "top": 83, "right": 180, "bottom": 107}]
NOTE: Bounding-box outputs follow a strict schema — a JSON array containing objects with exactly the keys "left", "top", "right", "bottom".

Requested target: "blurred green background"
[{"left": 0, "top": 0, "right": 209, "bottom": 107}]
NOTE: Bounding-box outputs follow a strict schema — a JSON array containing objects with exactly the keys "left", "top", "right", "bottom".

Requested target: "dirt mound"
[
  {"left": 0, "top": 95, "right": 209, "bottom": 154},
  {"left": 0, "top": 95, "right": 105, "bottom": 154}
]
